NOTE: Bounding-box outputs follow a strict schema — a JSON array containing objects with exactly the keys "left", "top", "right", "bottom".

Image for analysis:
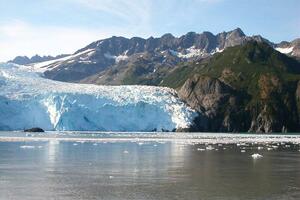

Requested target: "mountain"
[
  {"left": 9, "top": 54, "right": 70, "bottom": 65},
  {"left": 20, "top": 28, "right": 299, "bottom": 85},
  {"left": 163, "top": 41, "right": 300, "bottom": 132},
  {"left": 275, "top": 38, "right": 300, "bottom": 60},
  {"left": 0, "top": 63, "right": 195, "bottom": 131},
  {"left": 24, "top": 28, "right": 278, "bottom": 84}
]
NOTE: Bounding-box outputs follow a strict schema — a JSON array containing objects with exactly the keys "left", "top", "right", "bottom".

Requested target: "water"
[{"left": 1, "top": 132, "right": 300, "bottom": 200}]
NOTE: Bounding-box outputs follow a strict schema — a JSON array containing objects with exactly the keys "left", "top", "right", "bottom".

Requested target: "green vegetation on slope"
[
  {"left": 161, "top": 41, "right": 300, "bottom": 90},
  {"left": 161, "top": 41, "right": 300, "bottom": 132}
]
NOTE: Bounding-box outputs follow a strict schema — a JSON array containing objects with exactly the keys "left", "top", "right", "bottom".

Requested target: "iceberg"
[
  {"left": 0, "top": 63, "right": 196, "bottom": 131},
  {"left": 251, "top": 153, "right": 263, "bottom": 159}
]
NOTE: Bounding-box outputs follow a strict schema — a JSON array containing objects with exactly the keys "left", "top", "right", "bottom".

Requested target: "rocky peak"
[
  {"left": 9, "top": 54, "right": 69, "bottom": 65},
  {"left": 9, "top": 56, "right": 31, "bottom": 65},
  {"left": 230, "top": 28, "right": 245, "bottom": 37},
  {"left": 223, "top": 28, "right": 247, "bottom": 48},
  {"left": 179, "top": 32, "right": 199, "bottom": 48},
  {"left": 161, "top": 33, "right": 175, "bottom": 40},
  {"left": 292, "top": 38, "right": 300, "bottom": 46}
]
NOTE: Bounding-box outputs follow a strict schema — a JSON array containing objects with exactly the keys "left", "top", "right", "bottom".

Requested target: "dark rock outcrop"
[
  {"left": 179, "top": 74, "right": 300, "bottom": 133},
  {"left": 24, "top": 127, "right": 45, "bottom": 132},
  {"left": 179, "top": 75, "right": 250, "bottom": 132}
]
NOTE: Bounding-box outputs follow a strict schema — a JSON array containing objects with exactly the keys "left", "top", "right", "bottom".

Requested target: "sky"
[{"left": 0, "top": 0, "right": 299, "bottom": 61}]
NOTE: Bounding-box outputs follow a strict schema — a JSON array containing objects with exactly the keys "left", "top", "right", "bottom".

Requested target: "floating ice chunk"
[
  {"left": 206, "top": 145, "right": 214, "bottom": 150},
  {"left": 251, "top": 153, "right": 263, "bottom": 159},
  {"left": 197, "top": 148, "right": 205, "bottom": 151},
  {"left": 123, "top": 150, "right": 129, "bottom": 154},
  {"left": 20, "top": 145, "right": 35, "bottom": 149},
  {"left": 241, "top": 150, "right": 246, "bottom": 153}
]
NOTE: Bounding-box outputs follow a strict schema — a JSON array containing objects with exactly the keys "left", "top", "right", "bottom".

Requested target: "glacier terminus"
[{"left": 0, "top": 63, "right": 196, "bottom": 131}]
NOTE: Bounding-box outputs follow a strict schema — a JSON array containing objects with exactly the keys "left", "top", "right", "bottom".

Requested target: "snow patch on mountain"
[
  {"left": 168, "top": 46, "right": 224, "bottom": 59},
  {"left": 178, "top": 46, "right": 206, "bottom": 58},
  {"left": 275, "top": 46, "right": 294, "bottom": 54},
  {"left": 212, "top": 47, "right": 224, "bottom": 54},
  {"left": 29, "top": 49, "right": 95, "bottom": 73},
  {"left": 0, "top": 63, "right": 196, "bottom": 131},
  {"left": 104, "top": 52, "right": 128, "bottom": 63}
]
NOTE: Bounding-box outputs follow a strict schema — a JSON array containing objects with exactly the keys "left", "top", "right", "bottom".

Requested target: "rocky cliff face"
[
  {"left": 174, "top": 42, "right": 300, "bottom": 133},
  {"left": 178, "top": 75, "right": 250, "bottom": 132},
  {"left": 179, "top": 74, "right": 300, "bottom": 133}
]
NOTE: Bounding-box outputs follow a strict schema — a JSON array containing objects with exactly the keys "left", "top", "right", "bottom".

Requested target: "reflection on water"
[
  {"left": 0, "top": 133, "right": 300, "bottom": 200},
  {"left": 46, "top": 140, "right": 59, "bottom": 164}
]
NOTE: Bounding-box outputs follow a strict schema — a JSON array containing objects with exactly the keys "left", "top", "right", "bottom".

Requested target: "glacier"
[{"left": 0, "top": 63, "right": 196, "bottom": 131}]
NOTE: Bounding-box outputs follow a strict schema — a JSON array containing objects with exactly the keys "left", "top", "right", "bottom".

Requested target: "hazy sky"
[{"left": 0, "top": 0, "right": 299, "bottom": 61}]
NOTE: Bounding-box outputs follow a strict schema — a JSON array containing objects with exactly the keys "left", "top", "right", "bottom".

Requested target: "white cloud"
[
  {"left": 0, "top": 20, "right": 135, "bottom": 62},
  {"left": 72, "top": 0, "right": 153, "bottom": 34}
]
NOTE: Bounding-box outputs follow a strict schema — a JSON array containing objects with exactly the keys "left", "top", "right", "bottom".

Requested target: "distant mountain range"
[
  {"left": 9, "top": 54, "right": 70, "bottom": 65},
  {"left": 9, "top": 28, "right": 300, "bottom": 84},
  {"left": 7, "top": 28, "right": 300, "bottom": 133}
]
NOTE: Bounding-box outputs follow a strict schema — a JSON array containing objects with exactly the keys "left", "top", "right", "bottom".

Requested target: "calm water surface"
[{"left": 0, "top": 132, "right": 300, "bottom": 200}]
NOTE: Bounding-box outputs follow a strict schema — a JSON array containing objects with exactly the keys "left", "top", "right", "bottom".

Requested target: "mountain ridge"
[
  {"left": 9, "top": 54, "right": 70, "bottom": 65},
  {"left": 9, "top": 28, "right": 298, "bottom": 84}
]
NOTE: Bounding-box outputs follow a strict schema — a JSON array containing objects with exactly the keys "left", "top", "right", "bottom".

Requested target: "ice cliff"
[{"left": 0, "top": 63, "right": 196, "bottom": 131}]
